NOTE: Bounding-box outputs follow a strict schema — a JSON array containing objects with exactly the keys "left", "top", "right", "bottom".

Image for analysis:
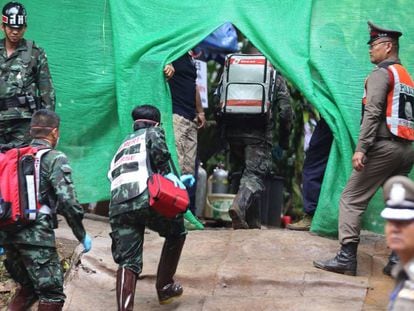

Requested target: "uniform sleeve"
[
  {"left": 35, "top": 47, "right": 56, "bottom": 110},
  {"left": 146, "top": 128, "right": 171, "bottom": 174},
  {"left": 274, "top": 75, "right": 293, "bottom": 148},
  {"left": 355, "top": 68, "right": 389, "bottom": 153},
  {"left": 49, "top": 153, "right": 86, "bottom": 242}
]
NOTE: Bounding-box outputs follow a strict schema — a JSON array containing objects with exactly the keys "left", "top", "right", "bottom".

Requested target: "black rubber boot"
[
  {"left": 116, "top": 267, "right": 137, "bottom": 311},
  {"left": 313, "top": 243, "right": 358, "bottom": 276},
  {"left": 37, "top": 301, "right": 64, "bottom": 311},
  {"left": 8, "top": 286, "right": 37, "bottom": 311},
  {"left": 383, "top": 251, "right": 399, "bottom": 276},
  {"left": 156, "top": 236, "right": 186, "bottom": 305},
  {"left": 245, "top": 194, "right": 261, "bottom": 229},
  {"left": 228, "top": 187, "right": 253, "bottom": 230}
]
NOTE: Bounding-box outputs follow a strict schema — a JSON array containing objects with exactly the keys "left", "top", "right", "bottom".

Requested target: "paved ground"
[{"left": 56, "top": 216, "right": 393, "bottom": 311}]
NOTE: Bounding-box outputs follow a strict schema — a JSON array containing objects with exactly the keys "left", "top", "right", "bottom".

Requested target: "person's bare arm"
[{"left": 195, "top": 86, "right": 206, "bottom": 128}]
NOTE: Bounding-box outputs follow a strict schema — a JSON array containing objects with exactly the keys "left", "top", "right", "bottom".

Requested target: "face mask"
[{"left": 55, "top": 136, "right": 60, "bottom": 147}]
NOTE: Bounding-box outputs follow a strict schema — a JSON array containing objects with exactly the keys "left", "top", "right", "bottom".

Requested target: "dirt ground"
[{"left": 0, "top": 216, "right": 394, "bottom": 311}]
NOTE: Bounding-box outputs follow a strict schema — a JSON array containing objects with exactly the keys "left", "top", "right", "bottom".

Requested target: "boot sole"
[
  {"left": 158, "top": 292, "right": 183, "bottom": 305},
  {"left": 286, "top": 225, "right": 310, "bottom": 231},
  {"left": 313, "top": 261, "right": 356, "bottom": 276}
]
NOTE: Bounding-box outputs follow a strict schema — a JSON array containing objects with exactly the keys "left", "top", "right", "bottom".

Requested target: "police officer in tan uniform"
[
  {"left": 381, "top": 176, "right": 414, "bottom": 311},
  {"left": 313, "top": 21, "right": 414, "bottom": 276}
]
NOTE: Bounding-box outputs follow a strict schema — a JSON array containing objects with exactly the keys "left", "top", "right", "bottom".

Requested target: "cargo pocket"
[
  {"left": 34, "top": 257, "right": 63, "bottom": 293},
  {"left": 60, "top": 165, "right": 73, "bottom": 184},
  {"left": 35, "top": 213, "right": 55, "bottom": 233}
]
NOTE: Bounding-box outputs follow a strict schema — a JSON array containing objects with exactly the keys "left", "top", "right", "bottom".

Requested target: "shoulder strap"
[
  {"left": 145, "top": 130, "right": 152, "bottom": 175},
  {"left": 34, "top": 148, "right": 51, "bottom": 203},
  {"left": 17, "top": 40, "right": 35, "bottom": 95},
  {"left": 380, "top": 63, "right": 400, "bottom": 93},
  {"left": 21, "top": 40, "right": 34, "bottom": 64},
  {"left": 145, "top": 129, "right": 180, "bottom": 176}
]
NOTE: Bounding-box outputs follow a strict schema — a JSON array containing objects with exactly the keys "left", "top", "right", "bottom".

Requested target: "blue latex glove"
[
  {"left": 0, "top": 247, "right": 4, "bottom": 256},
  {"left": 82, "top": 234, "right": 92, "bottom": 253},
  {"left": 165, "top": 173, "right": 186, "bottom": 189},
  {"left": 180, "top": 174, "right": 195, "bottom": 188}
]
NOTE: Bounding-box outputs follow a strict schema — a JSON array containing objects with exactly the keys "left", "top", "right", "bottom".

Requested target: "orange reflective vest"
[{"left": 362, "top": 63, "right": 414, "bottom": 141}]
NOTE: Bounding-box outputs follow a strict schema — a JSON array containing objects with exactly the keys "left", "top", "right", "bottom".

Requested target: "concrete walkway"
[{"left": 56, "top": 216, "right": 393, "bottom": 311}]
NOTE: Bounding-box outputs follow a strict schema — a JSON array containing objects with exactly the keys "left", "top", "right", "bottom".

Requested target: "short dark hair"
[
  {"left": 390, "top": 38, "right": 400, "bottom": 53},
  {"left": 131, "top": 104, "right": 161, "bottom": 123},
  {"left": 30, "top": 109, "right": 60, "bottom": 138}
]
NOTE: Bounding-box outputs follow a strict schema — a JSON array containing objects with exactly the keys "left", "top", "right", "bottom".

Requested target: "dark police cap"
[
  {"left": 381, "top": 176, "right": 414, "bottom": 221},
  {"left": 367, "top": 21, "right": 402, "bottom": 44}
]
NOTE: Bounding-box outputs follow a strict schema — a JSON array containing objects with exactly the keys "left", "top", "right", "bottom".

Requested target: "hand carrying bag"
[{"left": 147, "top": 159, "right": 189, "bottom": 218}]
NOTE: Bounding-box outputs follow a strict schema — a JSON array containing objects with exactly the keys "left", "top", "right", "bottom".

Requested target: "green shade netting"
[{"left": 13, "top": 0, "right": 414, "bottom": 237}]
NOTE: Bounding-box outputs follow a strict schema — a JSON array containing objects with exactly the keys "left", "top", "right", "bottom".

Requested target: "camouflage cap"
[
  {"left": 367, "top": 21, "right": 402, "bottom": 44},
  {"left": 381, "top": 176, "right": 414, "bottom": 221}
]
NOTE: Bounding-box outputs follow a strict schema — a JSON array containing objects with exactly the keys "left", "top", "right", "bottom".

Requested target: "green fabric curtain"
[{"left": 15, "top": 0, "right": 414, "bottom": 236}]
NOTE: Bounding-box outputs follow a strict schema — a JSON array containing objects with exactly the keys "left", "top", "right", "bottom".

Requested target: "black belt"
[
  {"left": 0, "top": 96, "right": 28, "bottom": 110},
  {"left": 376, "top": 136, "right": 412, "bottom": 144}
]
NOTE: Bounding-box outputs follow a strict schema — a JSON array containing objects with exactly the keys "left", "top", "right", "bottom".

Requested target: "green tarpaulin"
[{"left": 11, "top": 0, "right": 414, "bottom": 236}]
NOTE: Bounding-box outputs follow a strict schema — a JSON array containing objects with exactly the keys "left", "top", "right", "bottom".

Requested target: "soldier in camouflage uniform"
[
  {"left": 108, "top": 105, "right": 187, "bottom": 310},
  {"left": 0, "top": 2, "right": 55, "bottom": 149},
  {"left": 0, "top": 109, "right": 92, "bottom": 311},
  {"left": 217, "top": 46, "right": 293, "bottom": 229}
]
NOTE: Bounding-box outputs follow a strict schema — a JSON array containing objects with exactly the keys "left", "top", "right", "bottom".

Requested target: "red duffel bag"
[{"left": 147, "top": 173, "right": 189, "bottom": 218}]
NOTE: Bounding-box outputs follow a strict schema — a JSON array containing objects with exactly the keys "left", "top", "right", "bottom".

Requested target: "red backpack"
[{"left": 0, "top": 146, "right": 50, "bottom": 231}]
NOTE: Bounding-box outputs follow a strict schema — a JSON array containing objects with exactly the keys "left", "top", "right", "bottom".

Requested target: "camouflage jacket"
[
  {"left": 109, "top": 125, "right": 171, "bottom": 218},
  {"left": 0, "top": 38, "right": 55, "bottom": 120},
  {"left": 0, "top": 139, "right": 86, "bottom": 247}
]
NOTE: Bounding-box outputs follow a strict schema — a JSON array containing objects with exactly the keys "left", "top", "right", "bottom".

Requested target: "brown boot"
[
  {"left": 37, "top": 301, "right": 64, "bottom": 311},
  {"left": 116, "top": 267, "right": 137, "bottom": 311},
  {"left": 7, "top": 286, "right": 37, "bottom": 311},
  {"left": 228, "top": 187, "right": 253, "bottom": 229},
  {"left": 286, "top": 214, "right": 313, "bottom": 231},
  {"left": 156, "top": 236, "right": 186, "bottom": 305}
]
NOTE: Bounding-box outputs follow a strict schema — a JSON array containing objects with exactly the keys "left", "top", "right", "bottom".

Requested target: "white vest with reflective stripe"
[{"left": 108, "top": 131, "right": 149, "bottom": 204}]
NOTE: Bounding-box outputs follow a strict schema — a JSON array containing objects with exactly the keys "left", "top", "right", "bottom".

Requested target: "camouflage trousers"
[
  {"left": 3, "top": 244, "right": 65, "bottom": 302},
  {"left": 229, "top": 139, "right": 272, "bottom": 194},
  {"left": 109, "top": 208, "right": 187, "bottom": 275},
  {"left": 173, "top": 114, "right": 197, "bottom": 175},
  {"left": 0, "top": 118, "right": 31, "bottom": 148},
  {"left": 229, "top": 139, "right": 272, "bottom": 227}
]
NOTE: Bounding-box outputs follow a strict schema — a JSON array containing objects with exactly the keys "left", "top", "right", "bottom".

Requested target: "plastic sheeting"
[{"left": 17, "top": 0, "right": 414, "bottom": 236}]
